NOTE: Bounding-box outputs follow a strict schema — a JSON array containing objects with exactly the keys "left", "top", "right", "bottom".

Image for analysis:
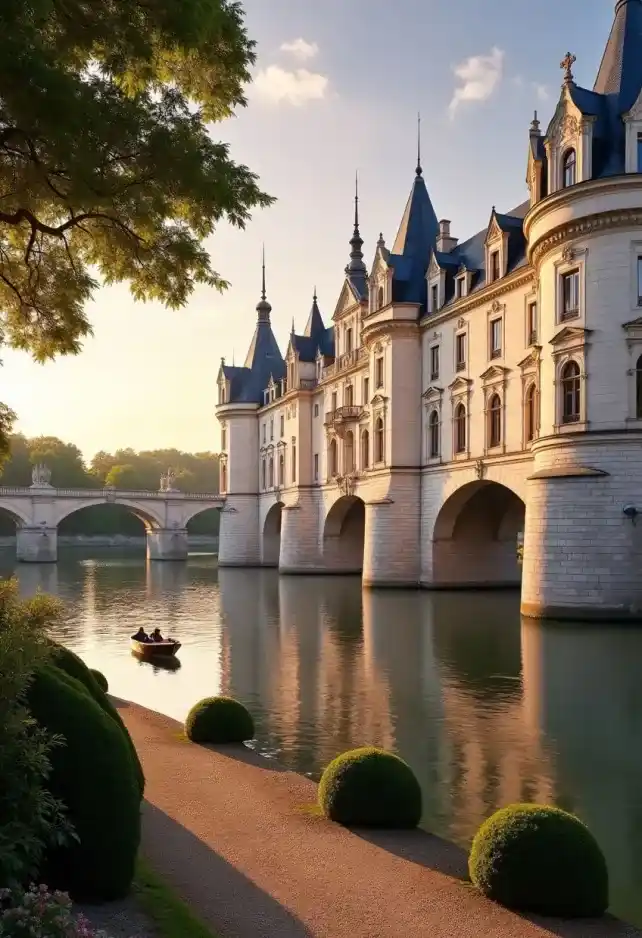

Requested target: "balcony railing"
[
  {"left": 299, "top": 378, "right": 318, "bottom": 390},
  {"left": 322, "top": 346, "right": 367, "bottom": 380},
  {"left": 324, "top": 405, "right": 365, "bottom": 425}
]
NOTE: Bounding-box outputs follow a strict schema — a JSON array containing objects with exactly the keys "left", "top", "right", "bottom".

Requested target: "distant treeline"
[{"left": 0, "top": 434, "right": 221, "bottom": 536}]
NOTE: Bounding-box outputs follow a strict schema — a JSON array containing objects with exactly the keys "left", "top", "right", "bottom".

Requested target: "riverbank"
[{"left": 116, "top": 698, "right": 641, "bottom": 938}]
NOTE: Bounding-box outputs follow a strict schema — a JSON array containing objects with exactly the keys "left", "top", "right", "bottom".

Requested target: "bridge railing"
[{"left": 0, "top": 487, "right": 223, "bottom": 500}]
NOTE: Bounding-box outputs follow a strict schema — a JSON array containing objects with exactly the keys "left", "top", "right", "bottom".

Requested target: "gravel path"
[
  {"left": 79, "top": 897, "right": 157, "bottom": 938},
  {"left": 116, "top": 697, "right": 642, "bottom": 938}
]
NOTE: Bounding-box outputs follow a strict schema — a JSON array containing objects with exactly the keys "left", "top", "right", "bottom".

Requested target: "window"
[
  {"left": 314, "top": 403, "right": 319, "bottom": 417},
  {"left": 268, "top": 456, "right": 274, "bottom": 488},
  {"left": 454, "top": 403, "right": 467, "bottom": 454},
  {"left": 561, "top": 361, "right": 581, "bottom": 424},
  {"left": 345, "top": 384, "right": 354, "bottom": 407},
  {"left": 270, "top": 418, "right": 274, "bottom": 441},
  {"left": 345, "top": 328, "right": 353, "bottom": 354},
  {"left": 291, "top": 438, "right": 297, "bottom": 482},
  {"left": 375, "top": 356, "right": 384, "bottom": 389},
  {"left": 456, "top": 276, "right": 465, "bottom": 299},
  {"left": 262, "top": 424, "right": 266, "bottom": 444},
  {"left": 562, "top": 148, "right": 576, "bottom": 188},
  {"left": 637, "top": 355, "right": 642, "bottom": 418},
  {"left": 561, "top": 270, "right": 580, "bottom": 320},
  {"left": 377, "top": 285, "right": 384, "bottom": 309},
  {"left": 431, "top": 283, "right": 439, "bottom": 312},
  {"left": 429, "top": 410, "right": 440, "bottom": 458},
  {"left": 278, "top": 452, "right": 284, "bottom": 485},
  {"left": 220, "top": 463, "right": 227, "bottom": 493},
  {"left": 638, "top": 133, "right": 642, "bottom": 173},
  {"left": 527, "top": 302, "right": 538, "bottom": 345},
  {"left": 525, "top": 383, "right": 537, "bottom": 443},
  {"left": 456, "top": 333, "right": 467, "bottom": 371},
  {"left": 331, "top": 391, "right": 337, "bottom": 412},
  {"left": 363, "top": 376, "right": 370, "bottom": 404},
  {"left": 430, "top": 345, "right": 440, "bottom": 380},
  {"left": 262, "top": 458, "right": 266, "bottom": 489},
  {"left": 280, "top": 415, "right": 284, "bottom": 437},
  {"left": 490, "top": 318, "right": 502, "bottom": 359},
  {"left": 488, "top": 393, "right": 502, "bottom": 447},
  {"left": 329, "top": 439, "right": 338, "bottom": 477},
  {"left": 314, "top": 453, "right": 319, "bottom": 481},
  {"left": 361, "top": 429, "right": 370, "bottom": 469},
  {"left": 375, "top": 417, "right": 385, "bottom": 463},
  {"left": 344, "top": 431, "right": 354, "bottom": 473},
  {"left": 490, "top": 250, "right": 500, "bottom": 282},
  {"left": 221, "top": 425, "right": 227, "bottom": 451},
  {"left": 637, "top": 256, "right": 642, "bottom": 307}
]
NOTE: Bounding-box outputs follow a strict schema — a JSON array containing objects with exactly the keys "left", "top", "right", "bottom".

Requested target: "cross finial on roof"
[
  {"left": 560, "top": 51, "right": 576, "bottom": 83},
  {"left": 530, "top": 110, "right": 541, "bottom": 133},
  {"left": 416, "top": 112, "right": 422, "bottom": 176}
]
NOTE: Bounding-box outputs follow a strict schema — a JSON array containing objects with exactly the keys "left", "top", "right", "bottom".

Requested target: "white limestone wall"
[
  {"left": 259, "top": 494, "right": 283, "bottom": 566},
  {"left": 389, "top": 333, "right": 422, "bottom": 467},
  {"left": 218, "top": 495, "right": 260, "bottom": 566},
  {"left": 362, "top": 471, "right": 421, "bottom": 587},
  {"left": 218, "top": 406, "right": 259, "bottom": 495},
  {"left": 279, "top": 490, "right": 324, "bottom": 573}
]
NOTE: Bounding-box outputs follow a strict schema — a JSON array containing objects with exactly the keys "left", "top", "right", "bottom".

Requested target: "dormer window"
[
  {"left": 346, "top": 328, "right": 353, "bottom": 354},
  {"left": 431, "top": 283, "right": 439, "bottom": 312},
  {"left": 377, "top": 286, "right": 384, "bottom": 309},
  {"left": 455, "top": 276, "right": 465, "bottom": 299},
  {"left": 490, "top": 251, "right": 500, "bottom": 282},
  {"left": 219, "top": 383, "right": 226, "bottom": 405},
  {"left": 562, "top": 149, "right": 576, "bottom": 188}
]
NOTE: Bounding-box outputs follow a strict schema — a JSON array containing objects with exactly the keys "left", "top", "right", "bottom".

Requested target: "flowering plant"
[{"left": 0, "top": 884, "right": 110, "bottom": 938}]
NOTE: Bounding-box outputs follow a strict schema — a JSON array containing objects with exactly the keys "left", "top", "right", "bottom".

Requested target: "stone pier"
[{"left": 146, "top": 528, "right": 189, "bottom": 561}]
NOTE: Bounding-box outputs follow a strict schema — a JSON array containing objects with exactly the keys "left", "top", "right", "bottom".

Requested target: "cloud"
[
  {"left": 280, "top": 38, "right": 319, "bottom": 61},
  {"left": 251, "top": 65, "right": 329, "bottom": 106},
  {"left": 448, "top": 47, "right": 504, "bottom": 118},
  {"left": 533, "top": 82, "right": 550, "bottom": 102}
]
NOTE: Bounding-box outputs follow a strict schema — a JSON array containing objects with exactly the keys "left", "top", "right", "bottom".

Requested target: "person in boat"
[
  {"left": 132, "top": 627, "right": 150, "bottom": 643},
  {"left": 150, "top": 627, "right": 165, "bottom": 643}
]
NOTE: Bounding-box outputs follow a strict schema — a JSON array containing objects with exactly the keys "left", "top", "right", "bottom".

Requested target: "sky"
[{"left": 2, "top": 0, "right": 618, "bottom": 459}]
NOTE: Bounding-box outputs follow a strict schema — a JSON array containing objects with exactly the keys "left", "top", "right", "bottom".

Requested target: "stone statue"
[
  {"left": 159, "top": 468, "right": 177, "bottom": 493},
  {"left": 30, "top": 463, "right": 52, "bottom": 487}
]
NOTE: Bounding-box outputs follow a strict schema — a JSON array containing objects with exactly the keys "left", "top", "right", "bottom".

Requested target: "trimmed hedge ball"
[
  {"left": 185, "top": 696, "right": 254, "bottom": 744},
  {"left": 468, "top": 803, "right": 608, "bottom": 918},
  {"left": 90, "top": 669, "right": 108, "bottom": 693},
  {"left": 318, "top": 747, "right": 422, "bottom": 829}
]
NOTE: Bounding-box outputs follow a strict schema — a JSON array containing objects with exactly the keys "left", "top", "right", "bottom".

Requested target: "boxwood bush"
[
  {"left": 26, "top": 664, "right": 141, "bottom": 900},
  {"left": 185, "top": 696, "right": 254, "bottom": 744},
  {"left": 318, "top": 747, "right": 422, "bottom": 828},
  {"left": 89, "top": 668, "right": 108, "bottom": 693},
  {"left": 468, "top": 803, "right": 609, "bottom": 917}
]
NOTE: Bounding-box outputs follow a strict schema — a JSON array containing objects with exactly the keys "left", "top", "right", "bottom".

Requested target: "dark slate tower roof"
[
  {"left": 290, "top": 289, "right": 333, "bottom": 362},
  {"left": 344, "top": 174, "right": 368, "bottom": 299},
  {"left": 594, "top": 0, "right": 642, "bottom": 114},
  {"left": 303, "top": 288, "right": 324, "bottom": 339}
]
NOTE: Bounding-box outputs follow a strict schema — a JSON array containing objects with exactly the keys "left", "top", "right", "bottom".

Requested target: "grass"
[{"left": 133, "top": 857, "right": 216, "bottom": 938}]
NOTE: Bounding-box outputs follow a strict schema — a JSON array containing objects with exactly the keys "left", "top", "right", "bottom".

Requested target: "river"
[{"left": 4, "top": 549, "right": 642, "bottom": 927}]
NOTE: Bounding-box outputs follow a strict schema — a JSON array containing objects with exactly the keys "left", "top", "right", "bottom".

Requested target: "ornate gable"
[
  {"left": 422, "top": 385, "right": 443, "bottom": 404},
  {"left": 484, "top": 212, "right": 503, "bottom": 246},
  {"left": 479, "top": 365, "right": 510, "bottom": 382},
  {"left": 518, "top": 347, "right": 541, "bottom": 372},
  {"left": 448, "top": 376, "right": 472, "bottom": 394},
  {"left": 427, "top": 252, "right": 441, "bottom": 278},
  {"left": 549, "top": 325, "right": 591, "bottom": 347},
  {"left": 333, "top": 280, "right": 359, "bottom": 321}
]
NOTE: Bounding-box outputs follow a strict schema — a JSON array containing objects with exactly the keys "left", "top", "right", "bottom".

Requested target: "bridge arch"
[
  {"left": 180, "top": 502, "right": 224, "bottom": 528},
  {"left": 0, "top": 502, "right": 32, "bottom": 528},
  {"left": 323, "top": 495, "right": 365, "bottom": 574},
  {"left": 431, "top": 479, "right": 525, "bottom": 588},
  {"left": 53, "top": 498, "right": 165, "bottom": 530},
  {"left": 262, "top": 501, "right": 284, "bottom": 567}
]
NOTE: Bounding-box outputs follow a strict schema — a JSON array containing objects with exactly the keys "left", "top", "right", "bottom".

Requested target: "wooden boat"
[{"left": 130, "top": 636, "right": 181, "bottom": 659}]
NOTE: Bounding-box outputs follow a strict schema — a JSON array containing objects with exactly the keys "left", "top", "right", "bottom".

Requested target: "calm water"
[{"left": 5, "top": 550, "right": 642, "bottom": 927}]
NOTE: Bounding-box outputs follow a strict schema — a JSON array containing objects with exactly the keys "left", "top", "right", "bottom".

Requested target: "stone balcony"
[
  {"left": 322, "top": 346, "right": 368, "bottom": 380},
  {"left": 324, "top": 405, "right": 365, "bottom": 427}
]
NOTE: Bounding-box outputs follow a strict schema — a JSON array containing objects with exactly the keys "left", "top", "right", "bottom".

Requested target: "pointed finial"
[
  {"left": 416, "top": 112, "right": 422, "bottom": 176},
  {"left": 354, "top": 170, "right": 360, "bottom": 231},
  {"left": 560, "top": 51, "right": 576, "bottom": 83},
  {"left": 261, "top": 243, "right": 266, "bottom": 300},
  {"left": 291, "top": 316, "right": 295, "bottom": 335},
  {"left": 232, "top": 348, "right": 235, "bottom": 366},
  {"left": 346, "top": 171, "right": 366, "bottom": 278},
  {"left": 313, "top": 285, "right": 317, "bottom": 302},
  {"left": 256, "top": 244, "right": 272, "bottom": 322},
  {"left": 377, "top": 232, "right": 385, "bottom": 248},
  {"left": 220, "top": 356, "right": 225, "bottom": 366},
  {"left": 530, "top": 110, "right": 541, "bottom": 135}
]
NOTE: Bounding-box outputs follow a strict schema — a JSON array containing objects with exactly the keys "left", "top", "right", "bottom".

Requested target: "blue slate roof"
[
  {"left": 290, "top": 292, "right": 335, "bottom": 362},
  {"left": 389, "top": 169, "right": 440, "bottom": 306},
  {"left": 594, "top": 0, "right": 642, "bottom": 114}
]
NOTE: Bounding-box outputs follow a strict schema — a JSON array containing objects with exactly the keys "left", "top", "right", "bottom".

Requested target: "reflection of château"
[{"left": 217, "top": 2, "right": 642, "bottom": 622}]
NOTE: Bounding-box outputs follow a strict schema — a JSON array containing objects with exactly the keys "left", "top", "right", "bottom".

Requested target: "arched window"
[
  {"left": 562, "top": 149, "right": 576, "bottom": 188},
  {"left": 219, "top": 383, "right": 226, "bottom": 405},
  {"left": 375, "top": 417, "right": 385, "bottom": 463},
  {"left": 344, "top": 384, "right": 354, "bottom": 407},
  {"left": 361, "top": 429, "right": 370, "bottom": 469},
  {"left": 636, "top": 355, "right": 642, "bottom": 418},
  {"left": 344, "top": 431, "right": 354, "bottom": 473},
  {"left": 489, "top": 393, "right": 502, "bottom": 448},
  {"left": 454, "top": 403, "right": 467, "bottom": 454},
  {"left": 429, "top": 410, "right": 440, "bottom": 458},
  {"left": 268, "top": 456, "right": 274, "bottom": 488},
  {"left": 561, "top": 361, "right": 581, "bottom": 424},
  {"left": 329, "top": 439, "right": 338, "bottom": 477},
  {"left": 525, "top": 383, "right": 537, "bottom": 443},
  {"left": 261, "top": 458, "right": 266, "bottom": 490},
  {"left": 377, "top": 286, "right": 384, "bottom": 309}
]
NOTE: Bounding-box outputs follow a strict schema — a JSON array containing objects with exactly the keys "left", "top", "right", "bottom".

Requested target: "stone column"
[
  {"left": 146, "top": 528, "right": 189, "bottom": 561},
  {"left": 16, "top": 527, "right": 58, "bottom": 563},
  {"left": 279, "top": 493, "right": 323, "bottom": 574},
  {"left": 362, "top": 483, "right": 421, "bottom": 588},
  {"left": 218, "top": 495, "right": 261, "bottom": 567}
]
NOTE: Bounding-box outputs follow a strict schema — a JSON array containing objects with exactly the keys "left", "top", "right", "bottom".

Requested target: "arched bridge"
[{"left": 0, "top": 485, "right": 225, "bottom": 562}]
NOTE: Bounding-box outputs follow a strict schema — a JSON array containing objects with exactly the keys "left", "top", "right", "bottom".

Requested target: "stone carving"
[
  {"left": 31, "top": 464, "right": 52, "bottom": 487},
  {"left": 557, "top": 114, "right": 579, "bottom": 144},
  {"left": 335, "top": 473, "right": 359, "bottom": 497},
  {"left": 159, "top": 469, "right": 177, "bottom": 492},
  {"left": 457, "top": 318, "right": 466, "bottom": 329},
  {"left": 475, "top": 458, "right": 485, "bottom": 480},
  {"left": 491, "top": 299, "right": 502, "bottom": 313},
  {"left": 562, "top": 244, "right": 576, "bottom": 263},
  {"left": 532, "top": 210, "right": 642, "bottom": 267}
]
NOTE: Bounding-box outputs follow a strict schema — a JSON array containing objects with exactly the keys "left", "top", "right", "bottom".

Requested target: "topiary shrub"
[
  {"left": 26, "top": 664, "right": 141, "bottom": 901},
  {"left": 89, "top": 669, "right": 108, "bottom": 693},
  {"left": 468, "top": 803, "right": 608, "bottom": 917},
  {"left": 318, "top": 747, "right": 422, "bottom": 829},
  {"left": 185, "top": 696, "right": 254, "bottom": 744},
  {"left": 52, "top": 644, "right": 144, "bottom": 796}
]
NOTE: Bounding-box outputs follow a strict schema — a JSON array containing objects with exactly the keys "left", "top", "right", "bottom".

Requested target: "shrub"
[
  {"left": 52, "top": 645, "right": 144, "bottom": 796},
  {"left": 0, "top": 580, "right": 71, "bottom": 886},
  {"left": 0, "top": 883, "right": 110, "bottom": 938},
  {"left": 26, "top": 665, "right": 141, "bottom": 901},
  {"left": 185, "top": 696, "right": 254, "bottom": 744},
  {"left": 318, "top": 747, "right": 422, "bottom": 829},
  {"left": 89, "top": 669, "right": 108, "bottom": 693},
  {"left": 468, "top": 803, "right": 609, "bottom": 917}
]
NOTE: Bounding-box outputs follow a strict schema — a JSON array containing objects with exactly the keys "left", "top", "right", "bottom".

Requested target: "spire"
[
  {"left": 255, "top": 244, "right": 272, "bottom": 322},
  {"left": 416, "top": 112, "right": 422, "bottom": 176},
  {"left": 304, "top": 286, "right": 325, "bottom": 339},
  {"left": 594, "top": 0, "right": 642, "bottom": 113},
  {"left": 530, "top": 110, "right": 541, "bottom": 135},
  {"left": 344, "top": 172, "right": 367, "bottom": 295}
]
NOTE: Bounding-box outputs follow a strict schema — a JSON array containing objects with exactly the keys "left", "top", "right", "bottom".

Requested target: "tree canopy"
[{"left": 0, "top": 0, "right": 272, "bottom": 361}]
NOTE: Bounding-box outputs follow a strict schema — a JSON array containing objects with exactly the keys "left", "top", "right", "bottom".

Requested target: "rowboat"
[{"left": 130, "top": 637, "right": 181, "bottom": 659}]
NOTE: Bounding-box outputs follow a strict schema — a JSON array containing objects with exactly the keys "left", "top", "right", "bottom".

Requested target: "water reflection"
[{"left": 3, "top": 550, "right": 642, "bottom": 926}]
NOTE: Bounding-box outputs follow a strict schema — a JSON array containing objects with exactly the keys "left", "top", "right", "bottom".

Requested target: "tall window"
[
  {"left": 344, "top": 431, "right": 354, "bottom": 473},
  {"left": 329, "top": 439, "right": 338, "bottom": 477},
  {"left": 525, "top": 383, "right": 537, "bottom": 443},
  {"left": 331, "top": 391, "right": 337, "bottom": 412},
  {"left": 344, "top": 384, "right": 354, "bottom": 407},
  {"left": 429, "top": 410, "right": 440, "bottom": 458},
  {"left": 221, "top": 425, "right": 227, "bottom": 451},
  {"left": 375, "top": 356, "right": 384, "bottom": 388},
  {"left": 561, "top": 270, "right": 580, "bottom": 320},
  {"left": 363, "top": 376, "right": 370, "bottom": 404},
  {"left": 377, "top": 286, "right": 384, "bottom": 309},
  {"left": 456, "top": 333, "right": 467, "bottom": 371},
  {"left": 638, "top": 133, "right": 642, "bottom": 173},
  {"left": 454, "top": 403, "right": 467, "bottom": 454},
  {"left": 489, "top": 393, "right": 502, "bottom": 447},
  {"left": 562, "top": 149, "right": 577, "bottom": 188},
  {"left": 220, "top": 463, "right": 227, "bottom": 493},
  {"left": 278, "top": 452, "right": 284, "bottom": 485},
  {"left": 490, "top": 318, "right": 502, "bottom": 359},
  {"left": 219, "top": 384, "right": 226, "bottom": 405},
  {"left": 314, "top": 403, "right": 319, "bottom": 417},
  {"left": 636, "top": 355, "right": 642, "bottom": 418},
  {"left": 270, "top": 418, "right": 274, "bottom": 441},
  {"left": 345, "top": 328, "right": 353, "bottom": 355},
  {"left": 561, "top": 361, "right": 581, "bottom": 424},
  {"left": 430, "top": 345, "right": 440, "bottom": 380},
  {"left": 280, "top": 415, "right": 284, "bottom": 437},
  {"left": 314, "top": 453, "right": 319, "bottom": 481},
  {"left": 431, "top": 283, "right": 439, "bottom": 312},
  {"left": 456, "top": 276, "right": 465, "bottom": 299},
  {"left": 527, "top": 302, "right": 538, "bottom": 345},
  {"left": 262, "top": 458, "right": 266, "bottom": 489},
  {"left": 361, "top": 429, "right": 370, "bottom": 469},
  {"left": 268, "top": 456, "right": 274, "bottom": 488},
  {"left": 262, "top": 424, "right": 266, "bottom": 444},
  {"left": 375, "top": 417, "right": 385, "bottom": 463},
  {"left": 490, "top": 250, "right": 500, "bottom": 282},
  {"left": 637, "top": 256, "right": 642, "bottom": 307},
  {"left": 291, "top": 438, "right": 297, "bottom": 483}
]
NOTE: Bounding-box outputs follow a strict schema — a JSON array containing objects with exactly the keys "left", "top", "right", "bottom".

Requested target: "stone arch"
[
  {"left": 431, "top": 480, "right": 525, "bottom": 588},
  {"left": 0, "top": 502, "right": 31, "bottom": 529},
  {"left": 180, "top": 502, "right": 224, "bottom": 528},
  {"left": 53, "top": 498, "right": 164, "bottom": 531},
  {"left": 262, "top": 501, "right": 284, "bottom": 567},
  {"left": 323, "top": 495, "right": 365, "bottom": 574}
]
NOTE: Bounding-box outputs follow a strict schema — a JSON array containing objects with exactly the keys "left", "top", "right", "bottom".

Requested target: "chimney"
[{"left": 437, "top": 219, "right": 458, "bottom": 253}]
